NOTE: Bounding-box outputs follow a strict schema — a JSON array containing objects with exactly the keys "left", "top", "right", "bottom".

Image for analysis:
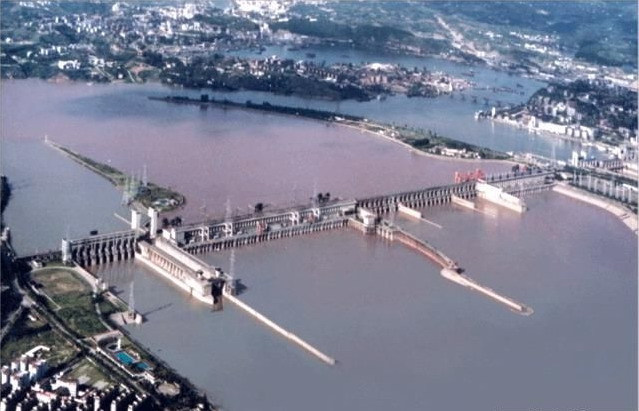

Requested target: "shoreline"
[
  {"left": 487, "top": 116, "right": 598, "bottom": 146},
  {"left": 150, "top": 95, "right": 513, "bottom": 163},
  {"left": 553, "top": 182, "right": 638, "bottom": 234},
  {"left": 337, "top": 121, "right": 516, "bottom": 165}
]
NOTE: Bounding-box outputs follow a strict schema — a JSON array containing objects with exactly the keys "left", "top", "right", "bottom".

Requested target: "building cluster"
[
  {"left": 203, "top": 54, "right": 471, "bottom": 99},
  {"left": 477, "top": 79, "right": 638, "bottom": 155},
  {"left": 475, "top": 25, "right": 637, "bottom": 91},
  {"left": 1, "top": 347, "right": 49, "bottom": 393},
  {"left": 1, "top": 345, "right": 152, "bottom": 411},
  {"left": 1, "top": 2, "right": 263, "bottom": 82},
  {"left": 2, "top": 382, "right": 150, "bottom": 411}
]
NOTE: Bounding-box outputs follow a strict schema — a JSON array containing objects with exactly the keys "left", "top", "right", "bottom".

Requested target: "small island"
[{"left": 46, "top": 140, "right": 185, "bottom": 212}]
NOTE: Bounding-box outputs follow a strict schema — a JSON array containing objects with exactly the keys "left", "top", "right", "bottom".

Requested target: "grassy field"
[
  {"left": 30, "top": 268, "right": 115, "bottom": 337},
  {"left": 67, "top": 358, "right": 112, "bottom": 388},
  {"left": 1, "top": 313, "right": 77, "bottom": 367}
]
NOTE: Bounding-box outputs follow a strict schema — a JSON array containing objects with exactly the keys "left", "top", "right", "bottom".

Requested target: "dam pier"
[{"left": 16, "top": 169, "right": 554, "bottom": 364}]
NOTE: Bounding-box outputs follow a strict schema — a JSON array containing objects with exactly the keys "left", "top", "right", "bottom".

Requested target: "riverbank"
[
  {"left": 150, "top": 95, "right": 512, "bottom": 161},
  {"left": 46, "top": 140, "right": 185, "bottom": 213},
  {"left": 336, "top": 120, "right": 515, "bottom": 164},
  {"left": 553, "top": 182, "right": 638, "bottom": 234},
  {"left": 15, "top": 260, "right": 219, "bottom": 410},
  {"left": 1, "top": 175, "right": 11, "bottom": 227}
]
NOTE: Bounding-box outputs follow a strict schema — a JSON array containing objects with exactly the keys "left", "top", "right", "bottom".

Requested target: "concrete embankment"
[
  {"left": 224, "top": 293, "right": 337, "bottom": 366},
  {"left": 441, "top": 269, "right": 532, "bottom": 315},
  {"left": 381, "top": 226, "right": 532, "bottom": 315},
  {"left": 392, "top": 229, "right": 453, "bottom": 268},
  {"left": 476, "top": 182, "right": 526, "bottom": 213},
  {"left": 553, "top": 183, "right": 638, "bottom": 235},
  {"left": 451, "top": 195, "right": 476, "bottom": 210},
  {"left": 398, "top": 203, "right": 423, "bottom": 219},
  {"left": 72, "top": 264, "right": 100, "bottom": 293}
]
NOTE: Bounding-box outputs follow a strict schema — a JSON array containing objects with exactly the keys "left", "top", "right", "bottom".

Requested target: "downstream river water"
[{"left": 2, "top": 77, "right": 636, "bottom": 411}]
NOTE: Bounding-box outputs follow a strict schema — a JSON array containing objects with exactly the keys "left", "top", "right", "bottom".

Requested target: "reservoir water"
[
  {"left": 2, "top": 79, "right": 636, "bottom": 410},
  {"left": 2, "top": 79, "right": 510, "bottom": 229}
]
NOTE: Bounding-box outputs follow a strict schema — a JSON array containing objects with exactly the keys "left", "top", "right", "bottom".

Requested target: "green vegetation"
[
  {"left": 162, "top": 58, "right": 372, "bottom": 101},
  {"left": 1, "top": 312, "right": 77, "bottom": 367},
  {"left": 97, "top": 296, "right": 123, "bottom": 317},
  {"left": 50, "top": 142, "right": 185, "bottom": 212},
  {"left": 405, "top": 128, "right": 510, "bottom": 160},
  {"left": 30, "top": 268, "right": 112, "bottom": 337},
  {"left": 416, "top": 1, "right": 637, "bottom": 68}
]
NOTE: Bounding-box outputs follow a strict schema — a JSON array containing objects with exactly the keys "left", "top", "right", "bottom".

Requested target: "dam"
[{"left": 12, "top": 169, "right": 552, "bottom": 364}]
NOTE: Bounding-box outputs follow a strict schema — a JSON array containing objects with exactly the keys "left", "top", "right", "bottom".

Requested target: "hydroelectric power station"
[{"left": 21, "top": 168, "right": 554, "bottom": 364}]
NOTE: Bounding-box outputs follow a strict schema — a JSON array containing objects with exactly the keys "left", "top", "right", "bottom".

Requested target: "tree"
[{"left": 254, "top": 202, "right": 264, "bottom": 213}]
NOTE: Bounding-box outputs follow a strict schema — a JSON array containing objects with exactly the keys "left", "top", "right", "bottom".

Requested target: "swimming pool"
[{"left": 115, "top": 351, "right": 135, "bottom": 365}]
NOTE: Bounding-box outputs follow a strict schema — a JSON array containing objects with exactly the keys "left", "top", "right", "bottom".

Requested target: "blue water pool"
[{"left": 115, "top": 351, "right": 135, "bottom": 365}]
